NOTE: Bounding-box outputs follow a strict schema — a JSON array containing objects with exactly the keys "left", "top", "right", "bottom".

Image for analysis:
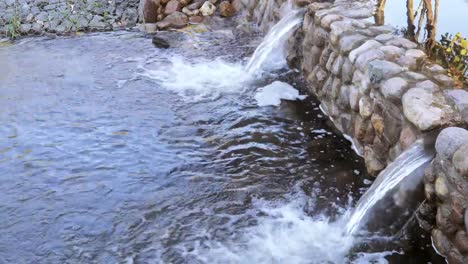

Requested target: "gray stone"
[
  {"left": 355, "top": 49, "right": 385, "bottom": 71},
  {"left": 375, "top": 33, "right": 395, "bottom": 42},
  {"left": 423, "top": 63, "right": 447, "bottom": 75},
  {"left": 338, "top": 34, "right": 367, "bottom": 54},
  {"left": 349, "top": 39, "right": 382, "bottom": 63},
  {"left": 380, "top": 77, "right": 408, "bottom": 100},
  {"left": 405, "top": 49, "right": 426, "bottom": 58},
  {"left": 436, "top": 127, "right": 468, "bottom": 160},
  {"left": 367, "top": 60, "right": 403, "bottom": 84},
  {"left": 397, "top": 55, "right": 418, "bottom": 70},
  {"left": 341, "top": 58, "right": 353, "bottom": 84},
  {"left": 465, "top": 210, "right": 468, "bottom": 233},
  {"left": 386, "top": 37, "right": 418, "bottom": 49},
  {"left": 320, "top": 14, "right": 343, "bottom": 30},
  {"left": 379, "top": 45, "right": 404, "bottom": 60},
  {"left": 403, "top": 88, "right": 456, "bottom": 131},
  {"left": 416, "top": 80, "right": 439, "bottom": 91},
  {"left": 349, "top": 85, "right": 360, "bottom": 111},
  {"left": 453, "top": 144, "right": 468, "bottom": 178},
  {"left": 433, "top": 74, "right": 455, "bottom": 87},
  {"left": 157, "top": 11, "right": 188, "bottom": 29},
  {"left": 403, "top": 71, "right": 427, "bottom": 81},
  {"left": 330, "top": 20, "right": 354, "bottom": 45},
  {"left": 445, "top": 90, "right": 468, "bottom": 112}
]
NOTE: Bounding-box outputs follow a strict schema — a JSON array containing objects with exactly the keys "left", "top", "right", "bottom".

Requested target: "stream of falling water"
[{"left": 0, "top": 3, "right": 443, "bottom": 264}]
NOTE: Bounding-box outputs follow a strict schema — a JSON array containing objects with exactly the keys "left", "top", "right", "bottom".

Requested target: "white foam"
[
  {"left": 255, "top": 81, "right": 307, "bottom": 107},
  {"left": 194, "top": 195, "right": 358, "bottom": 264},
  {"left": 139, "top": 56, "right": 250, "bottom": 101}
]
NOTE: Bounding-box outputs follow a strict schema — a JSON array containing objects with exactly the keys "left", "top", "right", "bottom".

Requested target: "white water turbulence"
[
  {"left": 345, "top": 141, "right": 435, "bottom": 235},
  {"left": 255, "top": 81, "right": 307, "bottom": 106},
  {"left": 195, "top": 194, "right": 357, "bottom": 264},
  {"left": 245, "top": 2, "right": 303, "bottom": 76},
  {"left": 139, "top": 56, "right": 249, "bottom": 101}
]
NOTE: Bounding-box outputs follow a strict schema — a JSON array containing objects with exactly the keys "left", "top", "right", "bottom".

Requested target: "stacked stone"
[
  {"left": 139, "top": 0, "right": 237, "bottom": 31},
  {"left": 285, "top": 0, "right": 467, "bottom": 175},
  {"left": 423, "top": 127, "right": 468, "bottom": 263},
  {"left": 0, "top": 0, "right": 140, "bottom": 36}
]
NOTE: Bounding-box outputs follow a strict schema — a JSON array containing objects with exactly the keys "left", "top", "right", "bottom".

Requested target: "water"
[
  {"left": 0, "top": 14, "right": 443, "bottom": 264},
  {"left": 345, "top": 141, "right": 435, "bottom": 235},
  {"left": 245, "top": 2, "right": 303, "bottom": 75}
]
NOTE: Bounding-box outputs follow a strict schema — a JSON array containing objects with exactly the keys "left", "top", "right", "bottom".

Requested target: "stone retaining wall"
[
  {"left": 0, "top": 0, "right": 140, "bottom": 36},
  {"left": 421, "top": 127, "right": 468, "bottom": 263}
]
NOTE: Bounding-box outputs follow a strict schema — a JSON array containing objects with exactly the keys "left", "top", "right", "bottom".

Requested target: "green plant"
[
  {"left": 433, "top": 32, "right": 468, "bottom": 87},
  {"left": 5, "top": 12, "right": 21, "bottom": 40}
]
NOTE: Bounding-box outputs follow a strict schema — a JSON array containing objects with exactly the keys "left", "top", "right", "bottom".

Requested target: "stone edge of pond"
[
  {"left": 236, "top": 0, "right": 468, "bottom": 262},
  {"left": 0, "top": 0, "right": 140, "bottom": 38}
]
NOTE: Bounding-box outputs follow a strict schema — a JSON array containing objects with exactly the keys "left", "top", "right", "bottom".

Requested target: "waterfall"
[
  {"left": 345, "top": 140, "right": 435, "bottom": 235},
  {"left": 245, "top": 2, "right": 303, "bottom": 75}
]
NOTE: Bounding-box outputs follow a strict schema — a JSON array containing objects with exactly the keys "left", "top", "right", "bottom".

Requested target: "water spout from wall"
[
  {"left": 245, "top": 1, "right": 303, "bottom": 76},
  {"left": 345, "top": 139, "right": 435, "bottom": 235}
]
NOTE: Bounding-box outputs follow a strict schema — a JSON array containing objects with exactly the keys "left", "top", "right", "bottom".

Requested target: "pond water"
[
  {"left": 381, "top": 0, "right": 468, "bottom": 38},
  {"left": 0, "top": 26, "right": 444, "bottom": 263}
]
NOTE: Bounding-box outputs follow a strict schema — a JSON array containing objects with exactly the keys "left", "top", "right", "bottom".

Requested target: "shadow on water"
[{"left": 375, "top": 0, "right": 468, "bottom": 87}]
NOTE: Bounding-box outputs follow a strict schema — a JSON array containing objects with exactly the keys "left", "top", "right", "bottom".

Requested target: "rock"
[
  {"left": 349, "top": 40, "right": 382, "bottom": 63},
  {"left": 157, "top": 11, "right": 188, "bottom": 29},
  {"left": 189, "top": 15, "right": 203, "bottom": 23},
  {"left": 339, "top": 34, "right": 367, "bottom": 54},
  {"left": 371, "top": 114, "right": 384, "bottom": 135},
  {"left": 187, "top": 2, "right": 202, "bottom": 10},
  {"left": 152, "top": 35, "right": 170, "bottom": 48},
  {"left": 386, "top": 37, "right": 418, "bottom": 49},
  {"left": 179, "top": 0, "right": 191, "bottom": 6},
  {"left": 434, "top": 176, "right": 449, "bottom": 201},
  {"left": 355, "top": 49, "right": 385, "bottom": 71},
  {"left": 399, "top": 126, "right": 417, "bottom": 150},
  {"left": 445, "top": 90, "right": 468, "bottom": 112},
  {"left": 435, "top": 127, "right": 468, "bottom": 160},
  {"left": 405, "top": 49, "right": 426, "bottom": 58},
  {"left": 365, "top": 146, "right": 385, "bottom": 175},
  {"left": 359, "top": 97, "right": 372, "bottom": 118},
  {"left": 219, "top": 1, "right": 236, "bottom": 17},
  {"left": 182, "top": 6, "right": 200, "bottom": 16},
  {"left": 348, "top": 85, "right": 360, "bottom": 111},
  {"left": 200, "top": 1, "right": 216, "bottom": 16},
  {"left": 367, "top": 60, "right": 403, "bottom": 84},
  {"left": 465, "top": 210, "right": 468, "bottom": 233},
  {"left": 380, "top": 77, "right": 409, "bottom": 100},
  {"left": 432, "top": 229, "right": 451, "bottom": 256},
  {"left": 165, "top": 0, "right": 182, "bottom": 15},
  {"left": 416, "top": 80, "right": 439, "bottom": 91},
  {"left": 402, "top": 88, "right": 456, "bottom": 131},
  {"left": 453, "top": 144, "right": 468, "bottom": 178},
  {"left": 139, "top": 0, "right": 160, "bottom": 23}
]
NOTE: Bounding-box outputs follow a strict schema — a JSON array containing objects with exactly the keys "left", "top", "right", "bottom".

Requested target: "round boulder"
[{"left": 435, "top": 127, "right": 468, "bottom": 160}]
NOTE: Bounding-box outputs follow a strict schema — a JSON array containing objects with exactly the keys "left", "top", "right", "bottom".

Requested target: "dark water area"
[{"left": 0, "top": 29, "right": 444, "bottom": 263}]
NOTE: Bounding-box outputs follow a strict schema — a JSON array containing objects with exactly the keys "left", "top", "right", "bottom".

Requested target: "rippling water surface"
[{"left": 0, "top": 30, "right": 442, "bottom": 263}]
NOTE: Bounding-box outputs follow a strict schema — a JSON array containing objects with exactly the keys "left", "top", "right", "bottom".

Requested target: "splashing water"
[
  {"left": 245, "top": 3, "right": 303, "bottom": 75},
  {"left": 139, "top": 56, "right": 250, "bottom": 101},
  {"left": 345, "top": 141, "right": 435, "bottom": 235},
  {"left": 195, "top": 194, "right": 357, "bottom": 264}
]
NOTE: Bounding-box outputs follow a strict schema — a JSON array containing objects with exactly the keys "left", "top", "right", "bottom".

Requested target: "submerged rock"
[{"left": 152, "top": 35, "right": 170, "bottom": 49}]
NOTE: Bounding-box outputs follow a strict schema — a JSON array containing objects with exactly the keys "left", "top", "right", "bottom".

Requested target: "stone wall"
[
  {"left": 422, "top": 127, "right": 468, "bottom": 263},
  {"left": 0, "top": 0, "right": 140, "bottom": 36},
  {"left": 286, "top": 0, "right": 468, "bottom": 176}
]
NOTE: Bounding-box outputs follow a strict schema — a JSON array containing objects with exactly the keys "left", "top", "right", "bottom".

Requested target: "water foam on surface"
[
  {"left": 255, "top": 81, "right": 307, "bottom": 107},
  {"left": 195, "top": 194, "right": 357, "bottom": 264},
  {"left": 139, "top": 56, "right": 250, "bottom": 101}
]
